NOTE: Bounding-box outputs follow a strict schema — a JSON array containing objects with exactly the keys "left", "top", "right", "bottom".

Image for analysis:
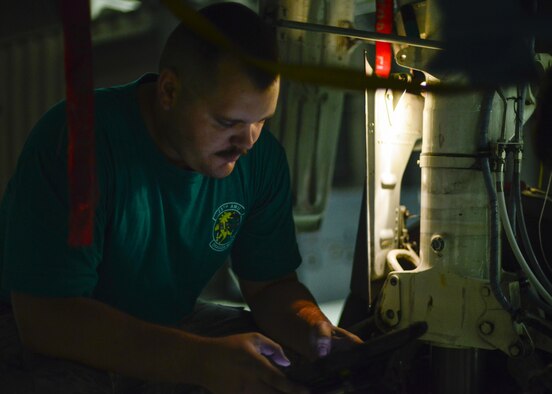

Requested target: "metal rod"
[{"left": 277, "top": 19, "right": 444, "bottom": 51}]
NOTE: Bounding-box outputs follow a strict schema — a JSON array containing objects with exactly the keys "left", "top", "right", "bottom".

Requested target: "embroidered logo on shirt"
[{"left": 209, "top": 202, "right": 245, "bottom": 252}]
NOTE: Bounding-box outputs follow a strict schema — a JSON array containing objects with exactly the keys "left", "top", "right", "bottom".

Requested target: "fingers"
[
  {"left": 252, "top": 335, "right": 309, "bottom": 394},
  {"left": 208, "top": 334, "right": 308, "bottom": 394},
  {"left": 316, "top": 336, "right": 331, "bottom": 357},
  {"left": 258, "top": 340, "right": 291, "bottom": 367},
  {"left": 332, "top": 326, "right": 363, "bottom": 344},
  {"left": 312, "top": 320, "right": 333, "bottom": 357},
  {"left": 312, "top": 322, "right": 364, "bottom": 357}
]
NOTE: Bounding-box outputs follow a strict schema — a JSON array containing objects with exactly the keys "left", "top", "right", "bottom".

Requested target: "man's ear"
[{"left": 157, "top": 68, "right": 180, "bottom": 111}]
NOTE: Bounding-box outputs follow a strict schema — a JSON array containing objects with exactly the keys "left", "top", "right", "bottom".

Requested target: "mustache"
[{"left": 216, "top": 147, "right": 248, "bottom": 157}]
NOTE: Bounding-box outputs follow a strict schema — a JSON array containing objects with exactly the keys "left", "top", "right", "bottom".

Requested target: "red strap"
[
  {"left": 61, "top": 0, "right": 97, "bottom": 246},
  {"left": 375, "top": 0, "right": 393, "bottom": 78}
]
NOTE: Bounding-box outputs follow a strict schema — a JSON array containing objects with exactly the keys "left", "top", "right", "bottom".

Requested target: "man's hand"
[
  {"left": 310, "top": 320, "right": 363, "bottom": 358},
  {"left": 240, "top": 273, "right": 364, "bottom": 361},
  {"left": 201, "top": 333, "right": 309, "bottom": 394}
]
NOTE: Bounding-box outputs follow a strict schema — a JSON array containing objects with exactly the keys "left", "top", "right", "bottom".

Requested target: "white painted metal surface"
[{"left": 371, "top": 89, "right": 423, "bottom": 278}]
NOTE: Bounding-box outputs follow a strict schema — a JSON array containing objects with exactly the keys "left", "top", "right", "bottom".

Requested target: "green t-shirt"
[{"left": 0, "top": 74, "right": 301, "bottom": 325}]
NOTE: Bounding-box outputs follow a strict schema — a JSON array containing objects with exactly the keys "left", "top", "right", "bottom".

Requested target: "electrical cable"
[
  {"left": 479, "top": 91, "right": 517, "bottom": 315},
  {"left": 510, "top": 81, "right": 552, "bottom": 298},
  {"left": 483, "top": 160, "right": 516, "bottom": 314},
  {"left": 524, "top": 281, "right": 552, "bottom": 316},
  {"left": 509, "top": 0, "right": 552, "bottom": 315},
  {"left": 538, "top": 171, "right": 552, "bottom": 267},
  {"left": 508, "top": 85, "right": 527, "bottom": 231},
  {"left": 497, "top": 172, "right": 552, "bottom": 305},
  {"left": 514, "top": 170, "right": 552, "bottom": 295}
]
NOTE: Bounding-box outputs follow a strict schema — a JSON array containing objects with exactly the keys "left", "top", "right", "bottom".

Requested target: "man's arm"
[
  {"left": 239, "top": 272, "right": 362, "bottom": 360},
  {"left": 11, "top": 292, "right": 307, "bottom": 393}
]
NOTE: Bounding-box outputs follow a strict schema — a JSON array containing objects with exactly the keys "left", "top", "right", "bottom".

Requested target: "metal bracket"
[{"left": 379, "top": 274, "right": 402, "bottom": 327}]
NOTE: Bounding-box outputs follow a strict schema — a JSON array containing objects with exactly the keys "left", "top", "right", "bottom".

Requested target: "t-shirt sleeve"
[
  {"left": 230, "top": 132, "right": 302, "bottom": 281},
  {"left": 1, "top": 104, "right": 105, "bottom": 298}
]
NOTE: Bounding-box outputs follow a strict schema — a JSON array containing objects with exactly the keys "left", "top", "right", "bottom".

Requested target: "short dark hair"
[{"left": 159, "top": 2, "right": 279, "bottom": 95}]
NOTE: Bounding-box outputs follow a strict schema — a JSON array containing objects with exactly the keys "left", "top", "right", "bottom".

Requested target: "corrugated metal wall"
[
  {"left": 0, "top": 27, "right": 65, "bottom": 196},
  {"left": 265, "top": 0, "right": 357, "bottom": 231}
]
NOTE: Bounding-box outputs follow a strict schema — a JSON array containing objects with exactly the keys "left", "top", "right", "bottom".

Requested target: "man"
[{"left": 0, "top": 2, "right": 360, "bottom": 393}]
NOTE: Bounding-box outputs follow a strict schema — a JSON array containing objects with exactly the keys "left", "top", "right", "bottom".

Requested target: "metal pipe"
[
  {"left": 431, "top": 346, "right": 484, "bottom": 394},
  {"left": 420, "top": 92, "right": 492, "bottom": 278},
  {"left": 277, "top": 19, "right": 445, "bottom": 50},
  {"left": 514, "top": 85, "right": 527, "bottom": 142}
]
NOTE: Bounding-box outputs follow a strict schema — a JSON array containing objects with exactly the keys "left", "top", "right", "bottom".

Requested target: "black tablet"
[{"left": 285, "top": 321, "right": 428, "bottom": 393}]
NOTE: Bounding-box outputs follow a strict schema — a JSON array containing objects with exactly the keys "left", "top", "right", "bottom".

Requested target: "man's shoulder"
[
  {"left": 93, "top": 79, "right": 136, "bottom": 112},
  {"left": 233, "top": 127, "right": 290, "bottom": 193},
  {"left": 252, "top": 127, "right": 285, "bottom": 157},
  {"left": 236, "top": 128, "right": 287, "bottom": 178}
]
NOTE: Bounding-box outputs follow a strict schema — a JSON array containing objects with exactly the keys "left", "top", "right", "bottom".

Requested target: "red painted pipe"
[{"left": 61, "top": 0, "right": 97, "bottom": 246}]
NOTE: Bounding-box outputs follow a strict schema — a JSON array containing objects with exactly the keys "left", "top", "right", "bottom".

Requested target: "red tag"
[
  {"left": 375, "top": 0, "right": 393, "bottom": 78},
  {"left": 375, "top": 42, "right": 392, "bottom": 78}
]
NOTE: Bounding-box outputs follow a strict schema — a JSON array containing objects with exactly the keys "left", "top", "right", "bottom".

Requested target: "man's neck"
[{"left": 137, "top": 82, "right": 191, "bottom": 169}]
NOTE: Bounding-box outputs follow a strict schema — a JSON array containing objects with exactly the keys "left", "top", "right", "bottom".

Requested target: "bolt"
[
  {"left": 386, "top": 309, "right": 395, "bottom": 320},
  {"left": 431, "top": 235, "right": 446, "bottom": 253},
  {"left": 481, "top": 287, "right": 491, "bottom": 297},
  {"left": 368, "top": 122, "right": 375, "bottom": 133},
  {"left": 479, "top": 321, "right": 494, "bottom": 335},
  {"left": 400, "top": 53, "right": 407, "bottom": 60},
  {"left": 509, "top": 343, "right": 522, "bottom": 357},
  {"left": 390, "top": 276, "right": 399, "bottom": 286}
]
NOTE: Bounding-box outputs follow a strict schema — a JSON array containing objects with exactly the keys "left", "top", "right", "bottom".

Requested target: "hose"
[
  {"left": 524, "top": 281, "right": 552, "bottom": 316},
  {"left": 507, "top": 85, "right": 528, "bottom": 232},
  {"left": 513, "top": 170, "right": 552, "bottom": 297},
  {"left": 479, "top": 91, "right": 518, "bottom": 315},
  {"left": 497, "top": 174, "right": 552, "bottom": 305}
]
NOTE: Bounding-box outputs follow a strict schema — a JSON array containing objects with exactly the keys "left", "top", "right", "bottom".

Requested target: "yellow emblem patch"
[{"left": 210, "top": 202, "right": 245, "bottom": 252}]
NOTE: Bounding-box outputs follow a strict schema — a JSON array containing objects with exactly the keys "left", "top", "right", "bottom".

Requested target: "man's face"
[{"left": 160, "top": 60, "right": 280, "bottom": 179}]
